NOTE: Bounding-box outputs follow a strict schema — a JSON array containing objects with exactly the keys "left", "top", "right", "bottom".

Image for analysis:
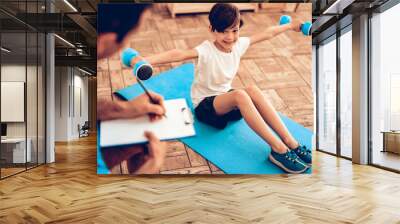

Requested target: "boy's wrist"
[
  {"left": 130, "top": 56, "right": 141, "bottom": 67},
  {"left": 290, "top": 23, "right": 301, "bottom": 32},
  {"left": 281, "top": 23, "right": 295, "bottom": 32}
]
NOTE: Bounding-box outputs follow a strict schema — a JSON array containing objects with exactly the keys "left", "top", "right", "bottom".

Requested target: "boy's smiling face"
[{"left": 212, "top": 23, "right": 240, "bottom": 53}]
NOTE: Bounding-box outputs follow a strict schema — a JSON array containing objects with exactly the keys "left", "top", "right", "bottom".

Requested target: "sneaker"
[
  {"left": 269, "top": 150, "right": 308, "bottom": 174},
  {"left": 292, "top": 145, "right": 312, "bottom": 166}
]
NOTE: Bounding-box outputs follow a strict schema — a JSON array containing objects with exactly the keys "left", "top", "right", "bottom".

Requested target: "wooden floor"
[
  {"left": 373, "top": 151, "right": 400, "bottom": 171},
  {"left": 1, "top": 167, "right": 25, "bottom": 178},
  {"left": 97, "top": 4, "right": 312, "bottom": 174},
  {"left": 1, "top": 134, "right": 400, "bottom": 223},
  {"left": 1, "top": 163, "right": 44, "bottom": 179}
]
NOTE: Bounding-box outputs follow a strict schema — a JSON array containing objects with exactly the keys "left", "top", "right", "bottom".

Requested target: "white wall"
[
  {"left": 55, "top": 66, "right": 70, "bottom": 141},
  {"left": 1, "top": 65, "right": 26, "bottom": 81},
  {"left": 1, "top": 65, "right": 25, "bottom": 139},
  {"left": 54, "top": 67, "right": 89, "bottom": 141},
  {"left": 1, "top": 82, "right": 25, "bottom": 122},
  {"left": 1, "top": 64, "right": 46, "bottom": 163},
  {"left": 1, "top": 65, "right": 30, "bottom": 138}
]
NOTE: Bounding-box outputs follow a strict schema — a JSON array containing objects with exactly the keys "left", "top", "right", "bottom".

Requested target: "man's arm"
[
  {"left": 133, "top": 131, "right": 167, "bottom": 174},
  {"left": 145, "top": 49, "right": 198, "bottom": 66},
  {"left": 97, "top": 92, "right": 166, "bottom": 121},
  {"left": 97, "top": 99, "right": 131, "bottom": 121},
  {"left": 249, "top": 22, "right": 301, "bottom": 46}
]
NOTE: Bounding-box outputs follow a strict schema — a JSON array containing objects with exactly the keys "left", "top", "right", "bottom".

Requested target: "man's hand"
[
  {"left": 101, "top": 131, "right": 167, "bottom": 174},
  {"left": 126, "top": 92, "right": 166, "bottom": 121},
  {"left": 133, "top": 131, "right": 167, "bottom": 174},
  {"left": 144, "top": 131, "right": 167, "bottom": 168},
  {"left": 98, "top": 92, "right": 166, "bottom": 121}
]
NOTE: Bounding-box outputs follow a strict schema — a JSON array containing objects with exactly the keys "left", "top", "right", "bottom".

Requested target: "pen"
[{"left": 136, "top": 78, "right": 168, "bottom": 119}]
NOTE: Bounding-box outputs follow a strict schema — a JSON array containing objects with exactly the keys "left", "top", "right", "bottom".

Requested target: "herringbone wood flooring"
[
  {"left": 97, "top": 4, "right": 313, "bottom": 174},
  {"left": 1, "top": 135, "right": 400, "bottom": 223}
]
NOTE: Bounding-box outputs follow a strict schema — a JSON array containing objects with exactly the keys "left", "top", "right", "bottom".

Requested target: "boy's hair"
[{"left": 209, "top": 3, "right": 244, "bottom": 32}]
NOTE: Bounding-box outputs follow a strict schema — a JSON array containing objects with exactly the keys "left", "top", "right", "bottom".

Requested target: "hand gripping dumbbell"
[
  {"left": 121, "top": 48, "right": 153, "bottom": 80},
  {"left": 279, "top": 15, "right": 312, "bottom": 36}
]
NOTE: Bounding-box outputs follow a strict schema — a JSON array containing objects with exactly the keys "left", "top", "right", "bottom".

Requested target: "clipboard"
[{"left": 100, "top": 98, "right": 195, "bottom": 147}]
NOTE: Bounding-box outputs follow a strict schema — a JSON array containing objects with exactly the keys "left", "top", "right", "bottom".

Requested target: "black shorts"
[{"left": 194, "top": 92, "right": 243, "bottom": 129}]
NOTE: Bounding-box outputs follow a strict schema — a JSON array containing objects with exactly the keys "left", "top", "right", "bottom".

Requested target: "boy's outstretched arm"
[
  {"left": 145, "top": 49, "right": 198, "bottom": 66},
  {"left": 249, "top": 22, "right": 301, "bottom": 45}
]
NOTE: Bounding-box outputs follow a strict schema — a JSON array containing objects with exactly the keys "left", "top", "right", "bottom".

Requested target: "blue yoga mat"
[{"left": 99, "top": 63, "right": 312, "bottom": 174}]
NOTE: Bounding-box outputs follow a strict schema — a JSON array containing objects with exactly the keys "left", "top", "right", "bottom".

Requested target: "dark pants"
[{"left": 194, "top": 92, "right": 243, "bottom": 129}]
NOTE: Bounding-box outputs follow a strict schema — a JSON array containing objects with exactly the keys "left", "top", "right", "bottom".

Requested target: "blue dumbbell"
[
  {"left": 300, "top": 21, "right": 312, "bottom": 36},
  {"left": 279, "top": 15, "right": 312, "bottom": 36},
  {"left": 279, "top": 15, "right": 292, "bottom": 25},
  {"left": 121, "top": 48, "right": 153, "bottom": 80}
]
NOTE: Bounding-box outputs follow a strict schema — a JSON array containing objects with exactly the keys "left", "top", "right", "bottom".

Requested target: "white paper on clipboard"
[{"left": 100, "top": 98, "right": 195, "bottom": 147}]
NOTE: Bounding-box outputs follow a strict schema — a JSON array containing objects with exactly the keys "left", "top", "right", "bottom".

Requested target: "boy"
[{"left": 136, "top": 3, "right": 311, "bottom": 173}]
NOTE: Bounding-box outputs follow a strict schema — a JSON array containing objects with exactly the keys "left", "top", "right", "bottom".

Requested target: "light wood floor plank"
[{"left": 1, "top": 135, "right": 399, "bottom": 223}]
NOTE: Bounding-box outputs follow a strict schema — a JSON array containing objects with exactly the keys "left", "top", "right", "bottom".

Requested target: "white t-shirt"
[{"left": 191, "top": 37, "right": 251, "bottom": 107}]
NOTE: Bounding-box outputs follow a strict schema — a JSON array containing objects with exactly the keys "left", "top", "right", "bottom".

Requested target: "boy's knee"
[
  {"left": 245, "top": 86, "right": 261, "bottom": 95},
  {"left": 233, "top": 90, "right": 251, "bottom": 105}
]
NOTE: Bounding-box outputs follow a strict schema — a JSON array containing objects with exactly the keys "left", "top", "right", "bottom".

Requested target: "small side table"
[{"left": 381, "top": 131, "right": 400, "bottom": 154}]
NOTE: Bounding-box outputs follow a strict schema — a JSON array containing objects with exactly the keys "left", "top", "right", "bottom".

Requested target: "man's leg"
[
  {"left": 244, "top": 86, "right": 299, "bottom": 149},
  {"left": 213, "top": 90, "right": 288, "bottom": 153}
]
